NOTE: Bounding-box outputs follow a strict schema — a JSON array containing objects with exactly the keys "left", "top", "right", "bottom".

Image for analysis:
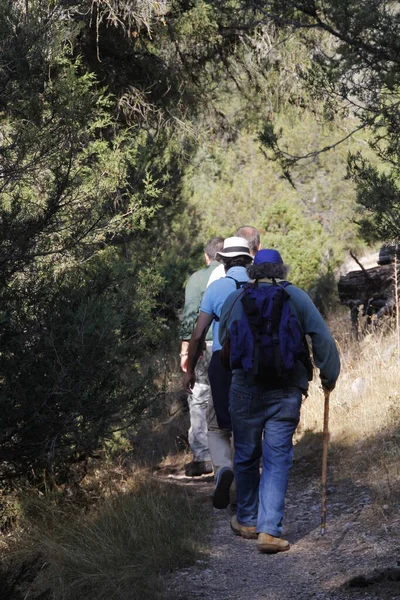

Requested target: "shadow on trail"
[
  {"left": 126, "top": 388, "right": 192, "bottom": 474},
  {"left": 286, "top": 425, "right": 400, "bottom": 597},
  {"left": 287, "top": 429, "right": 376, "bottom": 544},
  {"left": 160, "top": 413, "right": 400, "bottom": 600}
]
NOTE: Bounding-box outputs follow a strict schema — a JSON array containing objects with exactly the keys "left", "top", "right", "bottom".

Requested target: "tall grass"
[
  {"left": 4, "top": 311, "right": 400, "bottom": 599},
  {"left": 298, "top": 314, "right": 400, "bottom": 510},
  {"left": 15, "top": 475, "right": 210, "bottom": 600}
]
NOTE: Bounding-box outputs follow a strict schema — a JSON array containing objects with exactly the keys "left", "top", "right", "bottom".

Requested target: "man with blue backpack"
[{"left": 218, "top": 249, "right": 340, "bottom": 554}]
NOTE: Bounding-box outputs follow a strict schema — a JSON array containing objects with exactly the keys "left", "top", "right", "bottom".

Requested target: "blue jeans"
[{"left": 229, "top": 382, "right": 302, "bottom": 537}]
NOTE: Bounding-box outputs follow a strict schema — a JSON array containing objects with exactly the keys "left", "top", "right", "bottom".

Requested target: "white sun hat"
[{"left": 215, "top": 236, "right": 252, "bottom": 259}]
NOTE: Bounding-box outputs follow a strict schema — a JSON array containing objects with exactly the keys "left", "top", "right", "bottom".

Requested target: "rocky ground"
[{"left": 163, "top": 441, "right": 400, "bottom": 600}]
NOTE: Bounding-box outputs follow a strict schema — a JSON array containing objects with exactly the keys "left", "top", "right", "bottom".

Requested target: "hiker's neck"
[{"left": 257, "top": 277, "right": 282, "bottom": 282}]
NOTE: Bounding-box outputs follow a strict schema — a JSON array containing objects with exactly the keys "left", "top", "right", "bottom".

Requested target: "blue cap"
[{"left": 254, "top": 249, "right": 283, "bottom": 265}]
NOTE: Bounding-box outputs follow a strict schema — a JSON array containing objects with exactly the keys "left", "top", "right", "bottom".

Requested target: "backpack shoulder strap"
[
  {"left": 214, "top": 278, "right": 249, "bottom": 321},
  {"left": 278, "top": 280, "right": 290, "bottom": 289},
  {"left": 218, "top": 283, "right": 250, "bottom": 328},
  {"left": 226, "top": 286, "right": 249, "bottom": 326},
  {"left": 278, "top": 281, "right": 314, "bottom": 381},
  {"left": 276, "top": 281, "right": 301, "bottom": 324},
  {"left": 225, "top": 276, "right": 248, "bottom": 289}
]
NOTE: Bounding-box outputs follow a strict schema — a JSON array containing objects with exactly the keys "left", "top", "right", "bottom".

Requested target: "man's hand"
[
  {"left": 180, "top": 354, "right": 188, "bottom": 372},
  {"left": 322, "top": 383, "right": 335, "bottom": 393},
  {"left": 183, "top": 371, "right": 196, "bottom": 394},
  {"left": 321, "top": 376, "right": 336, "bottom": 393},
  {"left": 182, "top": 313, "right": 212, "bottom": 390}
]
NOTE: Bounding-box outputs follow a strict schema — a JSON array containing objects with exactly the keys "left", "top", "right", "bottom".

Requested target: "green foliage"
[
  {"left": 348, "top": 153, "right": 400, "bottom": 243},
  {"left": 261, "top": 199, "right": 330, "bottom": 289},
  {"left": 239, "top": 0, "right": 400, "bottom": 244},
  {"left": 0, "top": 34, "right": 158, "bottom": 279},
  {"left": 0, "top": 1, "right": 180, "bottom": 480},
  {"left": 0, "top": 252, "right": 167, "bottom": 479},
  {"left": 182, "top": 112, "right": 363, "bottom": 292},
  {"left": 308, "top": 268, "right": 339, "bottom": 318},
  {"left": 0, "top": 0, "right": 380, "bottom": 484}
]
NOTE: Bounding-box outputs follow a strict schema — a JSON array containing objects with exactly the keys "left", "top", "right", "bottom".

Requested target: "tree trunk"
[{"left": 338, "top": 264, "right": 396, "bottom": 304}]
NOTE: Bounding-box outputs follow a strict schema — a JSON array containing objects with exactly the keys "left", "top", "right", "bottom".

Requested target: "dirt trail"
[{"left": 164, "top": 445, "right": 400, "bottom": 600}]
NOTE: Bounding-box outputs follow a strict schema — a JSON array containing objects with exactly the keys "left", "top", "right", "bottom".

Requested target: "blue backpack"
[{"left": 226, "top": 281, "right": 311, "bottom": 381}]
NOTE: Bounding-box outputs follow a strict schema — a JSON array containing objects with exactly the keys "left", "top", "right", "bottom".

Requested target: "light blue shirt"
[{"left": 200, "top": 266, "right": 250, "bottom": 352}]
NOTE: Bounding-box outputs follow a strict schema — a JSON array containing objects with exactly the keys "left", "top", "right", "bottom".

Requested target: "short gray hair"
[{"left": 235, "top": 226, "right": 260, "bottom": 256}]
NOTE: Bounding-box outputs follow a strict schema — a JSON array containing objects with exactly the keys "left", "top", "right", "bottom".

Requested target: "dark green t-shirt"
[{"left": 179, "top": 261, "right": 220, "bottom": 341}]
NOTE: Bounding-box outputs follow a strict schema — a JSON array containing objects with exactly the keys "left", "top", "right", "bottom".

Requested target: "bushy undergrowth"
[{"left": 3, "top": 309, "right": 400, "bottom": 600}]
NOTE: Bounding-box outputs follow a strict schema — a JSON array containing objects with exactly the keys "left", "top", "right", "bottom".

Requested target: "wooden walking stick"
[{"left": 321, "top": 388, "right": 330, "bottom": 536}]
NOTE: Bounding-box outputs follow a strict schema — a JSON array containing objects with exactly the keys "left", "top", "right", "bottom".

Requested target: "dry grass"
[
  {"left": 11, "top": 473, "right": 210, "bottom": 600},
  {"left": 1, "top": 378, "right": 206, "bottom": 600},
  {"left": 297, "top": 312, "right": 400, "bottom": 511},
  {"left": 3, "top": 311, "right": 400, "bottom": 599}
]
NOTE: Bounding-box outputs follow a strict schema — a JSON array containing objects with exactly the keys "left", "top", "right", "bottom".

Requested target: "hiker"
[
  {"left": 180, "top": 236, "right": 224, "bottom": 477},
  {"left": 207, "top": 225, "right": 260, "bottom": 288},
  {"left": 204, "top": 227, "right": 261, "bottom": 506},
  {"left": 218, "top": 249, "right": 340, "bottom": 553},
  {"left": 183, "top": 236, "right": 253, "bottom": 508}
]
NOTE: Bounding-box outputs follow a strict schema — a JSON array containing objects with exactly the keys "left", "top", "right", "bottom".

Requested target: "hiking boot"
[
  {"left": 185, "top": 461, "right": 213, "bottom": 477},
  {"left": 230, "top": 515, "right": 257, "bottom": 539},
  {"left": 212, "top": 467, "right": 234, "bottom": 509},
  {"left": 257, "top": 533, "right": 290, "bottom": 554}
]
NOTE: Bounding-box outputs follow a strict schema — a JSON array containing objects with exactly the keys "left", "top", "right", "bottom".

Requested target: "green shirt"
[{"left": 180, "top": 261, "right": 220, "bottom": 341}]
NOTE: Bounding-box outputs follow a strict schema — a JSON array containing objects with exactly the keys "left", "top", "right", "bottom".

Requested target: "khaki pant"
[
  {"left": 187, "top": 343, "right": 212, "bottom": 462},
  {"left": 206, "top": 395, "right": 233, "bottom": 475},
  {"left": 207, "top": 396, "right": 236, "bottom": 502}
]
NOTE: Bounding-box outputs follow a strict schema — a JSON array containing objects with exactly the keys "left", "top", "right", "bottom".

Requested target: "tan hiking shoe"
[
  {"left": 230, "top": 515, "right": 258, "bottom": 540},
  {"left": 257, "top": 533, "right": 290, "bottom": 554}
]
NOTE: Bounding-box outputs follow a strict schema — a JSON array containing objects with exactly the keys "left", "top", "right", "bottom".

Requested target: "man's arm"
[
  {"left": 180, "top": 340, "right": 190, "bottom": 372},
  {"left": 291, "top": 287, "right": 340, "bottom": 391},
  {"left": 180, "top": 273, "right": 202, "bottom": 372},
  {"left": 183, "top": 311, "right": 213, "bottom": 394}
]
